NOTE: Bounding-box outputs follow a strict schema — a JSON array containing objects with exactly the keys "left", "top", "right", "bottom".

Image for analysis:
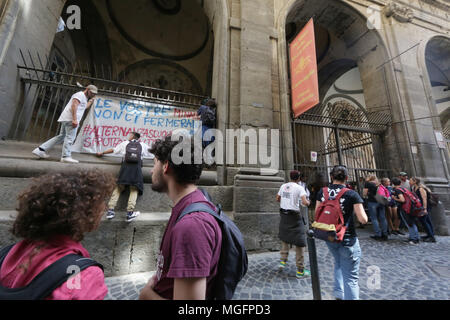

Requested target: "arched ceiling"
[
  {"left": 426, "top": 37, "right": 450, "bottom": 87},
  {"left": 286, "top": 0, "right": 373, "bottom": 50},
  {"left": 106, "top": 0, "right": 210, "bottom": 60}
]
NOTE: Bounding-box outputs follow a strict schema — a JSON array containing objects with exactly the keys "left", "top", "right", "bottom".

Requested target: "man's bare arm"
[
  {"left": 354, "top": 203, "right": 368, "bottom": 224},
  {"left": 71, "top": 99, "right": 80, "bottom": 128},
  {"left": 173, "top": 278, "right": 207, "bottom": 300}
]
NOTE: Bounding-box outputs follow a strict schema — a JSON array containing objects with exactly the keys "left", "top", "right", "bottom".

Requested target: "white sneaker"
[
  {"left": 32, "top": 148, "right": 50, "bottom": 159},
  {"left": 126, "top": 211, "right": 140, "bottom": 223},
  {"left": 61, "top": 157, "right": 79, "bottom": 163}
]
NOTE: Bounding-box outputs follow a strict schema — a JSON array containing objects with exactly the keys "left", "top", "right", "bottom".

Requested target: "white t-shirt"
[
  {"left": 113, "top": 140, "right": 154, "bottom": 159},
  {"left": 58, "top": 91, "right": 88, "bottom": 123},
  {"left": 400, "top": 179, "right": 410, "bottom": 191},
  {"left": 278, "top": 182, "right": 307, "bottom": 212}
]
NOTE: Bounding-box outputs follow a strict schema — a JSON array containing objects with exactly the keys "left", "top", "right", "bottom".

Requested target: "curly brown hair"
[{"left": 12, "top": 170, "right": 116, "bottom": 242}]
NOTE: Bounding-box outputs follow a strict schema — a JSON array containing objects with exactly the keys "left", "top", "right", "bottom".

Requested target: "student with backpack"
[
  {"left": 0, "top": 170, "right": 115, "bottom": 300},
  {"left": 391, "top": 177, "right": 421, "bottom": 245},
  {"left": 96, "top": 132, "right": 154, "bottom": 222},
  {"left": 139, "top": 135, "right": 247, "bottom": 300},
  {"left": 313, "top": 165, "right": 368, "bottom": 300},
  {"left": 410, "top": 177, "right": 436, "bottom": 243}
]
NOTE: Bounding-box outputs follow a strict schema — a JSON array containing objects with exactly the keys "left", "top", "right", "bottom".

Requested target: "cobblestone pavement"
[{"left": 105, "top": 228, "right": 450, "bottom": 300}]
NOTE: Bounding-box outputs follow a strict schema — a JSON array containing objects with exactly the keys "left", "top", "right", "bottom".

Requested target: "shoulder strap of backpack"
[
  {"left": 0, "top": 244, "right": 15, "bottom": 268},
  {"left": 323, "top": 187, "right": 349, "bottom": 202},
  {"left": 335, "top": 187, "right": 350, "bottom": 201},
  {"left": 177, "top": 203, "right": 219, "bottom": 223},
  {"left": 0, "top": 254, "right": 103, "bottom": 300}
]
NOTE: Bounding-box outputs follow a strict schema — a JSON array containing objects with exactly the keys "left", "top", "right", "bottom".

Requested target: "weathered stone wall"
[{"left": 0, "top": 0, "right": 65, "bottom": 139}]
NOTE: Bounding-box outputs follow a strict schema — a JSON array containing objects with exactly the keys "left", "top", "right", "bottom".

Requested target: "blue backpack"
[{"left": 177, "top": 189, "right": 248, "bottom": 300}]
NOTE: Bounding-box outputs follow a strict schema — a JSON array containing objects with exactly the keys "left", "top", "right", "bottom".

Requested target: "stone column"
[
  {"left": 381, "top": 4, "right": 449, "bottom": 233},
  {"left": 0, "top": 0, "right": 66, "bottom": 139}
]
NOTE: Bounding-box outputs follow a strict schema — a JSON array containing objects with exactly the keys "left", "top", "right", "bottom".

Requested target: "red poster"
[{"left": 289, "top": 18, "right": 319, "bottom": 118}]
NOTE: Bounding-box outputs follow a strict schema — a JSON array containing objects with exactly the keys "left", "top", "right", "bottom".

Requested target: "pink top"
[{"left": 0, "top": 235, "right": 107, "bottom": 300}]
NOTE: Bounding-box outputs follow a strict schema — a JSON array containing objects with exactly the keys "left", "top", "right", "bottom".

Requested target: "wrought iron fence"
[
  {"left": 10, "top": 50, "right": 207, "bottom": 142},
  {"left": 293, "top": 163, "right": 391, "bottom": 196}
]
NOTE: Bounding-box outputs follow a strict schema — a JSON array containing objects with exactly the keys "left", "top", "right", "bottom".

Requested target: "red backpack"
[
  {"left": 312, "top": 187, "right": 350, "bottom": 243},
  {"left": 399, "top": 187, "right": 427, "bottom": 217}
]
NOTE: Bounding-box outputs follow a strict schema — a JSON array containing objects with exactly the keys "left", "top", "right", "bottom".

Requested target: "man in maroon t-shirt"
[{"left": 139, "top": 136, "right": 222, "bottom": 300}]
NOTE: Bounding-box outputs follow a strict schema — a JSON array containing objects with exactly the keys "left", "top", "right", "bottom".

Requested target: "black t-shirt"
[
  {"left": 364, "top": 181, "right": 378, "bottom": 203},
  {"left": 316, "top": 184, "right": 364, "bottom": 241},
  {"left": 392, "top": 187, "right": 405, "bottom": 207}
]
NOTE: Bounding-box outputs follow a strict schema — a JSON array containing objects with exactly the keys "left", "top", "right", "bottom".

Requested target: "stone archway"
[
  {"left": 417, "top": 35, "right": 450, "bottom": 174},
  {"left": 276, "top": 0, "right": 395, "bottom": 173}
]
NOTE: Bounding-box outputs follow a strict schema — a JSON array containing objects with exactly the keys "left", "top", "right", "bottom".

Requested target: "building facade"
[{"left": 0, "top": 0, "right": 449, "bottom": 233}]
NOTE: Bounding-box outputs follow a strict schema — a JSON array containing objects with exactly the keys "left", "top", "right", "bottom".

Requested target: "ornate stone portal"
[{"left": 384, "top": 1, "right": 415, "bottom": 23}]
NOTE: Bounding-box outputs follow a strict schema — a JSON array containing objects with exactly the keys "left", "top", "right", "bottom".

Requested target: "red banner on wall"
[{"left": 289, "top": 18, "right": 319, "bottom": 118}]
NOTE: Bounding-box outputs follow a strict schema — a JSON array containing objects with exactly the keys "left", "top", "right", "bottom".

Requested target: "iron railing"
[{"left": 10, "top": 50, "right": 207, "bottom": 142}]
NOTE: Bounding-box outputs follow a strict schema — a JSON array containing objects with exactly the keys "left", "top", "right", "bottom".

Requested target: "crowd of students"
[
  {"left": 363, "top": 172, "right": 437, "bottom": 244},
  {"left": 276, "top": 167, "right": 439, "bottom": 301}
]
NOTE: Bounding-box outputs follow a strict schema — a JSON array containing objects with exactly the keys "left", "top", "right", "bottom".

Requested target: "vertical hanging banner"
[
  {"left": 72, "top": 95, "right": 201, "bottom": 156},
  {"left": 289, "top": 18, "right": 319, "bottom": 118}
]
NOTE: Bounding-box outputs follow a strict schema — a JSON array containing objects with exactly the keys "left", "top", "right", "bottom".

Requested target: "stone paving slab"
[{"left": 104, "top": 229, "right": 450, "bottom": 300}]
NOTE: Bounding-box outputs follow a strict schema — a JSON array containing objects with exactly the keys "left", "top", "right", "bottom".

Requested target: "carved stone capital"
[{"left": 384, "top": 2, "right": 414, "bottom": 23}]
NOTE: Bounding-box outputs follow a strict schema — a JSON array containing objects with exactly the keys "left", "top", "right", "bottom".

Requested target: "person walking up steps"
[
  {"left": 96, "top": 132, "right": 154, "bottom": 222},
  {"left": 276, "top": 170, "right": 311, "bottom": 279},
  {"left": 32, "top": 85, "right": 97, "bottom": 163}
]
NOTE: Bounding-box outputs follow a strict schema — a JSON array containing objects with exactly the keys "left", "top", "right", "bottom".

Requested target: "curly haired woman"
[{"left": 0, "top": 170, "right": 115, "bottom": 300}]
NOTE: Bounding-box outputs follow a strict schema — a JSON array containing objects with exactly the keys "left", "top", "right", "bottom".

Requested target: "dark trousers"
[{"left": 418, "top": 209, "right": 435, "bottom": 238}]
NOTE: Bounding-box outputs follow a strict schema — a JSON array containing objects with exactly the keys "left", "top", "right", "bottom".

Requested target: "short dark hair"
[
  {"left": 132, "top": 132, "right": 141, "bottom": 140},
  {"left": 330, "top": 165, "right": 348, "bottom": 182},
  {"left": 149, "top": 135, "right": 203, "bottom": 185},
  {"left": 391, "top": 177, "right": 402, "bottom": 186},
  {"left": 12, "top": 170, "right": 116, "bottom": 242},
  {"left": 205, "top": 98, "right": 217, "bottom": 108},
  {"left": 290, "top": 170, "right": 300, "bottom": 181}
]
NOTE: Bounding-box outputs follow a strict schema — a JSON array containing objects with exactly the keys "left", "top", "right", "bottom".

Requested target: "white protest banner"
[{"left": 72, "top": 95, "right": 201, "bottom": 156}]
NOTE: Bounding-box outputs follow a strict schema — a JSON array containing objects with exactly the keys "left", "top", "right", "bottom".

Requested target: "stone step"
[
  {"left": 0, "top": 209, "right": 282, "bottom": 277},
  {"left": 0, "top": 210, "right": 170, "bottom": 277},
  {"left": 0, "top": 140, "right": 218, "bottom": 184},
  {"left": 0, "top": 176, "right": 233, "bottom": 212}
]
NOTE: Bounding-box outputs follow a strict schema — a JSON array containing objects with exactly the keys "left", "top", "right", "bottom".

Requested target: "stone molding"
[{"left": 384, "top": 1, "right": 414, "bottom": 23}]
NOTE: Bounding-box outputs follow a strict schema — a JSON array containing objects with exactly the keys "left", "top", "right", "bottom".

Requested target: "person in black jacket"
[{"left": 96, "top": 132, "right": 154, "bottom": 222}]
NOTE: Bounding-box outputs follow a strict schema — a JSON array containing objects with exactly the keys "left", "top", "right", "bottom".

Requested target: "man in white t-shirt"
[
  {"left": 96, "top": 132, "right": 154, "bottom": 222},
  {"left": 399, "top": 172, "right": 411, "bottom": 190},
  {"left": 276, "top": 170, "right": 311, "bottom": 279},
  {"left": 32, "top": 85, "right": 98, "bottom": 163}
]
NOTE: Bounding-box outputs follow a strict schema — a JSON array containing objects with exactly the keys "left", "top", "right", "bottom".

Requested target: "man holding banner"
[
  {"left": 97, "top": 132, "right": 154, "bottom": 222},
  {"left": 32, "top": 85, "right": 98, "bottom": 163}
]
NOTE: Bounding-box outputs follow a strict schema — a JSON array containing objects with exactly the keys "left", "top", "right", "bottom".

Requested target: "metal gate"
[
  {"left": 292, "top": 100, "right": 392, "bottom": 195},
  {"left": 9, "top": 50, "right": 207, "bottom": 143}
]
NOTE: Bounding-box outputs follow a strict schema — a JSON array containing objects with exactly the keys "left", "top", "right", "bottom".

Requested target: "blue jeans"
[
  {"left": 326, "top": 238, "right": 361, "bottom": 300},
  {"left": 398, "top": 209, "right": 419, "bottom": 241},
  {"left": 368, "top": 201, "right": 388, "bottom": 237},
  {"left": 40, "top": 121, "right": 77, "bottom": 158}
]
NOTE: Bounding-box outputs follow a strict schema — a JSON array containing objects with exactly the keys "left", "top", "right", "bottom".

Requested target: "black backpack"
[
  {"left": 0, "top": 244, "right": 103, "bottom": 300},
  {"left": 177, "top": 189, "right": 248, "bottom": 300},
  {"left": 125, "top": 140, "right": 142, "bottom": 163}
]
